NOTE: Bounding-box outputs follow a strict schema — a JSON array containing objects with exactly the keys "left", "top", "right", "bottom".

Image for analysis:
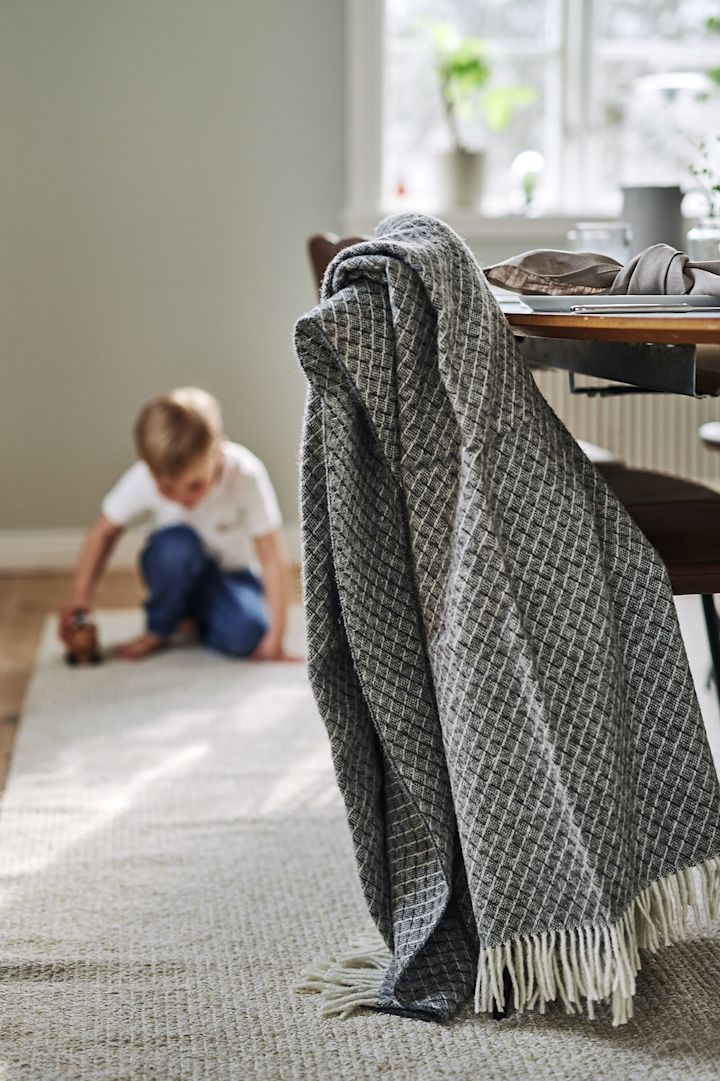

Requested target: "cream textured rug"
[{"left": 0, "top": 608, "right": 718, "bottom": 1080}]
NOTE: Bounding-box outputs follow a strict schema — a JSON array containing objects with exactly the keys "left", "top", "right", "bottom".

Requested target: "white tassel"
[
  {"left": 474, "top": 854, "right": 720, "bottom": 1028},
  {"left": 524, "top": 934, "right": 537, "bottom": 1006},
  {"left": 295, "top": 856, "right": 720, "bottom": 1026},
  {"left": 514, "top": 936, "right": 527, "bottom": 1010},
  {"left": 293, "top": 932, "right": 389, "bottom": 1019}
]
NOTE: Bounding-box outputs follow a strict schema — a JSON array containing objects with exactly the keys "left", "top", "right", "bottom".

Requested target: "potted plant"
[
  {"left": 424, "top": 20, "right": 535, "bottom": 208},
  {"left": 687, "top": 135, "right": 720, "bottom": 258}
]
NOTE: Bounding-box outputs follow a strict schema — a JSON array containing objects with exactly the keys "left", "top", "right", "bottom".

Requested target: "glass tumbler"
[{"left": 567, "top": 222, "right": 632, "bottom": 264}]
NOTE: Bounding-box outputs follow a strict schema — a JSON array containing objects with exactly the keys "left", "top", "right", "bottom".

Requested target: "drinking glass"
[{"left": 567, "top": 222, "right": 632, "bottom": 264}]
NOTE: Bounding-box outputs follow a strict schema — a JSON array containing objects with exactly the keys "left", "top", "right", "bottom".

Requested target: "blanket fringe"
[
  {"left": 294, "top": 856, "right": 719, "bottom": 1025},
  {"left": 292, "top": 932, "right": 390, "bottom": 1020},
  {"left": 475, "top": 854, "right": 720, "bottom": 1027}
]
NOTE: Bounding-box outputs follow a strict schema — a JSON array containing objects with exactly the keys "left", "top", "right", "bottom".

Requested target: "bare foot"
[
  {"left": 115, "top": 632, "right": 169, "bottom": 661},
  {"left": 248, "top": 643, "right": 305, "bottom": 663}
]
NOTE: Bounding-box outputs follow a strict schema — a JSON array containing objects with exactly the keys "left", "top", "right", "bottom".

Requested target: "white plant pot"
[{"left": 435, "top": 148, "right": 485, "bottom": 209}]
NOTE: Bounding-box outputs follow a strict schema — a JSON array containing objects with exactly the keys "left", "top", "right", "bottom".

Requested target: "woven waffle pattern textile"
[{"left": 293, "top": 213, "right": 720, "bottom": 1027}]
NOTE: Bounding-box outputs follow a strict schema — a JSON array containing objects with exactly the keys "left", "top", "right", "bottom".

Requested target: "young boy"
[{"left": 59, "top": 387, "right": 297, "bottom": 662}]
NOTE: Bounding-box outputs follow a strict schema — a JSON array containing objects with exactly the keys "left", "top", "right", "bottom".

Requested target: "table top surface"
[{"left": 504, "top": 309, "right": 720, "bottom": 345}]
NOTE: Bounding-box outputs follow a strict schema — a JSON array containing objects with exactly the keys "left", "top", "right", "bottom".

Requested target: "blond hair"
[{"left": 134, "top": 387, "right": 223, "bottom": 477}]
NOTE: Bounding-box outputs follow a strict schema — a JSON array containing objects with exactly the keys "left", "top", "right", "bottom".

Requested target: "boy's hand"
[
  {"left": 59, "top": 515, "right": 124, "bottom": 645},
  {"left": 58, "top": 604, "right": 91, "bottom": 645}
]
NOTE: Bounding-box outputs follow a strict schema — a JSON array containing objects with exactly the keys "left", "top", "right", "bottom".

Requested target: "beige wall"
[{"left": 1, "top": 0, "right": 344, "bottom": 529}]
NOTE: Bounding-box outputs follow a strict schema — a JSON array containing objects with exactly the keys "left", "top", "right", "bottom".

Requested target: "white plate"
[{"left": 521, "top": 293, "right": 720, "bottom": 313}]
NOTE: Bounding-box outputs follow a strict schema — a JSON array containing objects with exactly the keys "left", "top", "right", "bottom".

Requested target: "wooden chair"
[
  {"left": 307, "top": 234, "right": 720, "bottom": 708},
  {"left": 596, "top": 465, "right": 720, "bottom": 704},
  {"left": 308, "top": 233, "right": 366, "bottom": 294}
]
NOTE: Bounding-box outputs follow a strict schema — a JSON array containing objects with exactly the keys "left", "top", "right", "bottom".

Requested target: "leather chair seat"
[{"left": 597, "top": 465, "right": 720, "bottom": 595}]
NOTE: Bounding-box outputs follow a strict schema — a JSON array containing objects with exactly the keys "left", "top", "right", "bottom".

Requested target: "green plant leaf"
[
  {"left": 420, "top": 18, "right": 460, "bottom": 53},
  {"left": 422, "top": 19, "right": 534, "bottom": 146},
  {"left": 482, "top": 85, "right": 535, "bottom": 131},
  {"left": 423, "top": 19, "right": 490, "bottom": 98}
]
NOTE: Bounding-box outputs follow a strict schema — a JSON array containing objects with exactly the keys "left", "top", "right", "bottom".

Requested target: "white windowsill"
[{"left": 342, "top": 205, "right": 626, "bottom": 244}]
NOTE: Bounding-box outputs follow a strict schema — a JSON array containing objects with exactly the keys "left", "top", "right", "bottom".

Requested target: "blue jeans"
[{"left": 140, "top": 525, "right": 269, "bottom": 657}]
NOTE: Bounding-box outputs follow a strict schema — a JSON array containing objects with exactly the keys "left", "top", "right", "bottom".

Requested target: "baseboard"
[{"left": 0, "top": 523, "right": 301, "bottom": 572}]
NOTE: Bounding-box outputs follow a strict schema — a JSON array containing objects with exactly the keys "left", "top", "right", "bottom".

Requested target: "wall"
[{"left": 0, "top": 0, "right": 344, "bottom": 535}]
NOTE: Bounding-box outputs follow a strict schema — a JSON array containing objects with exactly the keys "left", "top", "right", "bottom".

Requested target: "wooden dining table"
[
  {"left": 501, "top": 306, "right": 720, "bottom": 397},
  {"left": 308, "top": 235, "right": 720, "bottom": 398}
]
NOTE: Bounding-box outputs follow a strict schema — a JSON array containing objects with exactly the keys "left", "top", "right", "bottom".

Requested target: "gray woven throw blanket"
[
  {"left": 293, "top": 212, "right": 720, "bottom": 1027},
  {"left": 484, "top": 242, "right": 720, "bottom": 295}
]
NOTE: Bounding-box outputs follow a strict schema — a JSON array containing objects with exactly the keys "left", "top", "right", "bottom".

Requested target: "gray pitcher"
[{"left": 621, "top": 185, "right": 684, "bottom": 256}]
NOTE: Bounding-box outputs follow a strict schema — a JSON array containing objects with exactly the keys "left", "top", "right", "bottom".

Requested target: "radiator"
[{"left": 534, "top": 369, "right": 720, "bottom": 490}]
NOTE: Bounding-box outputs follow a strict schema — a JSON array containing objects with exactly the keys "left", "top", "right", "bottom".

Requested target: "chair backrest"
[{"left": 307, "top": 233, "right": 366, "bottom": 297}]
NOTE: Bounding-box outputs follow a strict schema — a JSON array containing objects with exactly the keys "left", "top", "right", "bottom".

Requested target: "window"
[{"left": 347, "top": 0, "right": 720, "bottom": 223}]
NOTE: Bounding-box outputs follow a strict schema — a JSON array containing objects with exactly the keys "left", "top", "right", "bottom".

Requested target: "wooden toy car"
[{"left": 65, "top": 610, "right": 101, "bottom": 666}]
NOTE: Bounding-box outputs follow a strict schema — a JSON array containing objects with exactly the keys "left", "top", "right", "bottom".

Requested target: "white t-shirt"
[{"left": 102, "top": 441, "right": 283, "bottom": 571}]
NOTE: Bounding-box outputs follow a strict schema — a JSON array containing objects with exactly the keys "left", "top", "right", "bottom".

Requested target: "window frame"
[{"left": 343, "top": 0, "right": 719, "bottom": 240}]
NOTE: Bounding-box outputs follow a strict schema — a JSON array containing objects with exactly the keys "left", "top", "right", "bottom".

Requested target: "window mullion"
[
  {"left": 560, "top": 0, "right": 594, "bottom": 213},
  {"left": 542, "top": 0, "right": 565, "bottom": 213}
]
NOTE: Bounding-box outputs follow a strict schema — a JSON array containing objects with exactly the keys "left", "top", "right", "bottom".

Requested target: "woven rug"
[{"left": 0, "top": 608, "right": 718, "bottom": 1080}]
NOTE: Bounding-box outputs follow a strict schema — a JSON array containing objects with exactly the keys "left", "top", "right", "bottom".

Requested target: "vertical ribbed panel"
[{"left": 533, "top": 370, "right": 720, "bottom": 489}]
